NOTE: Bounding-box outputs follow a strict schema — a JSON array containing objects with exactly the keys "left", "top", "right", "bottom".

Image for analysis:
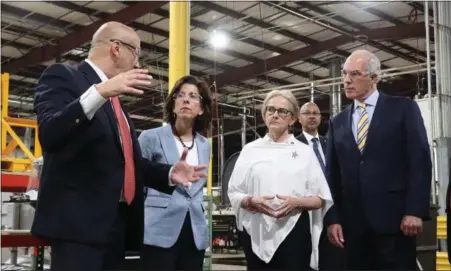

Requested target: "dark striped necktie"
[{"left": 311, "top": 138, "right": 325, "bottom": 174}]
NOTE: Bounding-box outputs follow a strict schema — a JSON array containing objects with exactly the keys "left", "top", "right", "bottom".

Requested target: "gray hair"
[
  {"left": 261, "top": 90, "right": 300, "bottom": 120},
  {"left": 348, "top": 49, "right": 382, "bottom": 83}
]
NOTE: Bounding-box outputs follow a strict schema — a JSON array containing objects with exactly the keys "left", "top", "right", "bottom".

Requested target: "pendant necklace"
[{"left": 173, "top": 126, "right": 196, "bottom": 150}]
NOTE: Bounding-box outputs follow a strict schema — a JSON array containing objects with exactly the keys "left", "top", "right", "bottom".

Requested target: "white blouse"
[{"left": 227, "top": 134, "right": 333, "bottom": 270}]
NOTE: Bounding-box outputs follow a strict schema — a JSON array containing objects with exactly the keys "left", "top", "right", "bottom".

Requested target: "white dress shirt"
[
  {"left": 79, "top": 59, "right": 108, "bottom": 119},
  {"left": 173, "top": 136, "right": 198, "bottom": 189},
  {"left": 227, "top": 134, "right": 333, "bottom": 269},
  {"left": 302, "top": 131, "right": 325, "bottom": 164}
]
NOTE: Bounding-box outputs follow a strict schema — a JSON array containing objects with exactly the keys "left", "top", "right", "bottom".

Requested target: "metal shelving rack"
[{"left": 203, "top": 195, "right": 213, "bottom": 271}]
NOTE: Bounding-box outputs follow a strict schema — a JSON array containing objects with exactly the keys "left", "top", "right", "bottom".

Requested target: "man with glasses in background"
[
  {"left": 32, "top": 22, "right": 207, "bottom": 271},
  {"left": 325, "top": 49, "right": 432, "bottom": 270},
  {"left": 297, "top": 102, "right": 345, "bottom": 270}
]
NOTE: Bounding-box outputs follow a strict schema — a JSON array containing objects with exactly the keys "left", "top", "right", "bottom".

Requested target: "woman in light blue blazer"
[{"left": 138, "top": 75, "right": 213, "bottom": 270}]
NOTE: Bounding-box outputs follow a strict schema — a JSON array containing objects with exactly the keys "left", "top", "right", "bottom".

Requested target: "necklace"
[{"left": 173, "top": 126, "right": 196, "bottom": 150}]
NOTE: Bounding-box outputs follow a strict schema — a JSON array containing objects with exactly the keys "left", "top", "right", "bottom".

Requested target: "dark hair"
[{"left": 164, "top": 75, "right": 213, "bottom": 132}]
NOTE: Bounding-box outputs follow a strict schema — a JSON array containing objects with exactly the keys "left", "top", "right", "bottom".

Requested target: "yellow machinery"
[
  {"left": 1, "top": 73, "right": 41, "bottom": 192},
  {"left": 437, "top": 216, "right": 450, "bottom": 270},
  {"left": 1, "top": 73, "right": 41, "bottom": 172},
  {"left": 1, "top": 72, "right": 46, "bottom": 267}
]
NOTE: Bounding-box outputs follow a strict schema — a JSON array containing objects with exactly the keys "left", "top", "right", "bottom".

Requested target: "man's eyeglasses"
[
  {"left": 266, "top": 106, "right": 292, "bottom": 118},
  {"left": 109, "top": 39, "right": 140, "bottom": 58},
  {"left": 341, "top": 70, "right": 370, "bottom": 79},
  {"left": 174, "top": 92, "right": 202, "bottom": 102}
]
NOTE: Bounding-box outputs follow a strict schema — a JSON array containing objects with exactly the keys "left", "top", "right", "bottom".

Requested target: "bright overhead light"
[{"left": 209, "top": 30, "right": 229, "bottom": 49}]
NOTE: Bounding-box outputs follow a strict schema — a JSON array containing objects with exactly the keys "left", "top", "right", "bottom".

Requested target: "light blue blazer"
[{"left": 138, "top": 125, "right": 210, "bottom": 250}]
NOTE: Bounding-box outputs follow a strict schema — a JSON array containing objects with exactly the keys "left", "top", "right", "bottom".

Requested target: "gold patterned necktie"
[{"left": 357, "top": 103, "right": 369, "bottom": 152}]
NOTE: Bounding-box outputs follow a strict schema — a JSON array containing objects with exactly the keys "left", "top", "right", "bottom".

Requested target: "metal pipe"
[
  {"left": 219, "top": 102, "right": 251, "bottom": 114},
  {"left": 241, "top": 106, "right": 246, "bottom": 148},
  {"left": 219, "top": 117, "right": 224, "bottom": 203},
  {"left": 265, "top": 1, "right": 389, "bottom": 41},
  {"left": 329, "top": 58, "right": 341, "bottom": 117},
  {"left": 237, "top": 62, "right": 434, "bottom": 98},
  {"left": 425, "top": 0, "right": 437, "bottom": 206},
  {"left": 433, "top": 0, "right": 443, "bottom": 138},
  {"left": 212, "top": 123, "right": 267, "bottom": 139},
  {"left": 445, "top": 2, "right": 451, "bottom": 137},
  {"left": 237, "top": 67, "right": 433, "bottom": 103},
  {"left": 10, "top": 203, "right": 21, "bottom": 265},
  {"left": 310, "top": 82, "right": 314, "bottom": 102}
]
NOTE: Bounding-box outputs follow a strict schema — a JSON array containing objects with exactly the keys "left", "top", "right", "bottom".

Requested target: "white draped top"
[{"left": 227, "top": 134, "right": 333, "bottom": 270}]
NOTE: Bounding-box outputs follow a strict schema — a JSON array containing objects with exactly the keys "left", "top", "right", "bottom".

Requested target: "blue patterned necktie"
[{"left": 311, "top": 138, "right": 325, "bottom": 174}]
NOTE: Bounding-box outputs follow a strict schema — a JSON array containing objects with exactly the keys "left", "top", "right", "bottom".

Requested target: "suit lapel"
[
  {"left": 78, "top": 61, "right": 102, "bottom": 86},
  {"left": 190, "top": 135, "right": 209, "bottom": 193},
  {"left": 297, "top": 133, "right": 308, "bottom": 145},
  {"left": 158, "top": 125, "right": 179, "bottom": 165},
  {"left": 102, "top": 103, "right": 122, "bottom": 152},
  {"left": 344, "top": 105, "right": 360, "bottom": 154},
  {"left": 320, "top": 136, "right": 327, "bottom": 152},
  {"left": 362, "top": 93, "right": 386, "bottom": 156},
  {"left": 79, "top": 61, "right": 122, "bottom": 152}
]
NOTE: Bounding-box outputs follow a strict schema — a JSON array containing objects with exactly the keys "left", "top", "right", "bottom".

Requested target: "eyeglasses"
[
  {"left": 109, "top": 39, "right": 140, "bottom": 58},
  {"left": 266, "top": 106, "right": 292, "bottom": 118},
  {"left": 341, "top": 69, "right": 370, "bottom": 79},
  {"left": 173, "top": 92, "right": 202, "bottom": 102}
]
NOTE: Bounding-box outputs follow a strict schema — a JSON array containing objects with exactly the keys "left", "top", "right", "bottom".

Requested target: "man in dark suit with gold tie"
[
  {"left": 297, "top": 102, "right": 345, "bottom": 270},
  {"left": 325, "top": 49, "right": 432, "bottom": 270}
]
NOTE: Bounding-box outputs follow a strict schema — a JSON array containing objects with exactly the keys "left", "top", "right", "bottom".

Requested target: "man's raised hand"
[
  {"left": 96, "top": 69, "right": 152, "bottom": 98},
  {"left": 170, "top": 148, "right": 208, "bottom": 187}
]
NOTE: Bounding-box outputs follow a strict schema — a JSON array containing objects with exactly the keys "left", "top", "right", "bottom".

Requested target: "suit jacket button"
[{"left": 75, "top": 118, "right": 79, "bottom": 124}]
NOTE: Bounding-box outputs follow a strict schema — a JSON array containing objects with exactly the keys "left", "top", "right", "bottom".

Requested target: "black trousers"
[
  {"left": 140, "top": 212, "right": 205, "bottom": 270},
  {"left": 318, "top": 227, "right": 345, "bottom": 270},
  {"left": 344, "top": 226, "right": 417, "bottom": 270},
  {"left": 50, "top": 203, "right": 127, "bottom": 271},
  {"left": 239, "top": 211, "right": 312, "bottom": 270}
]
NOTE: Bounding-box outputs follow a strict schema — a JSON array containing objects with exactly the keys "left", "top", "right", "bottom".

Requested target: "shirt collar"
[
  {"left": 354, "top": 89, "right": 379, "bottom": 110},
  {"left": 263, "top": 134, "right": 296, "bottom": 144},
  {"left": 303, "top": 131, "right": 319, "bottom": 142},
  {"left": 85, "top": 59, "right": 108, "bottom": 82}
]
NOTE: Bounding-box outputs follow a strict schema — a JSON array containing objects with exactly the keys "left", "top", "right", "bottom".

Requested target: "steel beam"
[
  {"left": 2, "top": 1, "right": 166, "bottom": 73},
  {"left": 214, "top": 23, "right": 427, "bottom": 88}
]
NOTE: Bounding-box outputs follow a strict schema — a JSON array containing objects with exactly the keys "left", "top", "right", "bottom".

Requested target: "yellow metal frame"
[
  {"left": 436, "top": 216, "right": 451, "bottom": 270},
  {"left": 1, "top": 73, "right": 41, "bottom": 172},
  {"left": 168, "top": 2, "right": 215, "bottom": 196}
]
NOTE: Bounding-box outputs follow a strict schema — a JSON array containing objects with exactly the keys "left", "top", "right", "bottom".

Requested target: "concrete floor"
[
  {"left": 211, "top": 253, "right": 246, "bottom": 270},
  {"left": 1, "top": 251, "right": 245, "bottom": 270},
  {"left": 212, "top": 263, "right": 246, "bottom": 270},
  {"left": 1, "top": 199, "right": 247, "bottom": 270}
]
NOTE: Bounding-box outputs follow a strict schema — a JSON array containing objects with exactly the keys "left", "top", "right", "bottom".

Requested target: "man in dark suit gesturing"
[
  {"left": 325, "top": 49, "right": 432, "bottom": 270},
  {"left": 297, "top": 102, "right": 344, "bottom": 270},
  {"left": 32, "top": 22, "right": 207, "bottom": 271}
]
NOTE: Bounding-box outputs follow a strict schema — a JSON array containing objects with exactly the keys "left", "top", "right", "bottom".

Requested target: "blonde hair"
[{"left": 261, "top": 90, "right": 299, "bottom": 121}]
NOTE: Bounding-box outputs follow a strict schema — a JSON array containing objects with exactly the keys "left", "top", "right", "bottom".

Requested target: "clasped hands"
[{"left": 248, "top": 195, "right": 302, "bottom": 219}]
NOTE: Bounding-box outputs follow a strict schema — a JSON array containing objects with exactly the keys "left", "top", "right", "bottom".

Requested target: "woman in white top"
[{"left": 228, "top": 90, "right": 333, "bottom": 270}]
